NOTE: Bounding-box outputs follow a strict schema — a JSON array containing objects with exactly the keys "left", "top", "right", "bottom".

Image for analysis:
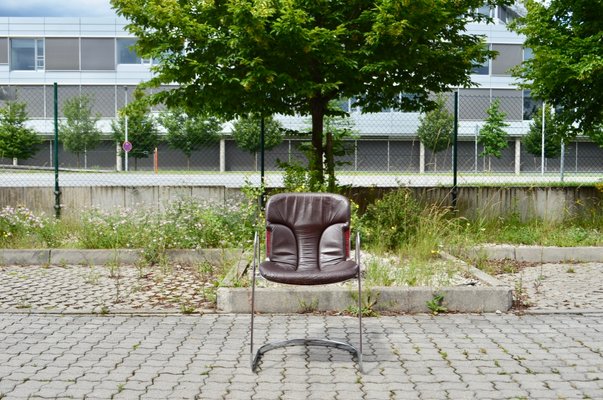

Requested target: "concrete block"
[
  {"left": 49, "top": 249, "right": 140, "bottom": 265},
  {"left": 0, "top": 249, "right": 50, "bottom": 265},
  {"left": 166, "top": 248, "right": 242, "bottom": 266},
  {"left": 482, "top": 245, "right": 516, "bottom": 260},
  {"left": 515, "top": 246, "right": 544, "bottom": 262},
  {"left": 217, "top": 284, "right": 513, "bottom": 314},
  {"left": 541, "top": 246, "right": 603, "bottom": 263}
]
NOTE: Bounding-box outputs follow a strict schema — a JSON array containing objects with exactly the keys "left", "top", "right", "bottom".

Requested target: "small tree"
[
  {"left": 159, "top": 109, "right": 221, "bottom": 169},
  {"left": 478, "top": 99, "right": 509, "bottom": 171},
  {"left": 0, "top": 100, "right": 42, "bottom": 165},
  {"left": 60, "top": 95, "right": 102, "bottom": 169},
  {"left": 111, "top": 88, "right": 159, "bottom": 170},
  {"left": 417, "top": 94, "right": 454, "bottom": 171},
  {"left": 523, "top": 104, "right": 564, "bottom": 161},
  {"left": 232, "top": 115, "right": 283, "bottom": 171}
]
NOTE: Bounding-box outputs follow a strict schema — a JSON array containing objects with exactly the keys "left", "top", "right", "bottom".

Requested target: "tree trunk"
[{"left": 309, "top": 97, "right": 327, "bottom": 191}]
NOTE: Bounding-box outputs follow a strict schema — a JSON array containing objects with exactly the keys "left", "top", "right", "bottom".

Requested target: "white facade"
[{"left": 0, "top": 15, "right": 533, "bottom": 137}]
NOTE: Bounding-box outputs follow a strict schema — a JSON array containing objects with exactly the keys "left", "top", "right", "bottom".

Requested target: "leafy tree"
[
  {"left": 478, "top": 99, "right": 509, "bottom": 171},
  {"left": 60, "top": 95, "right": 102, "bottom": 169},
  {"left": 0, "top": 100, "right": 42, "bottom": 165},
  {"left": 112, "top": 0, "right": 506, "bottom": 190},
  {"left": 159, "top": 108, "right": 221, "bottom": 169},
  {"left": 111, "top": 88, "right": 159, "bottom": 170},
  {"left": 511, "top": 0, "right": 603, "bottom": 139},
  {"left": 523, "top": 104, "right": 565, "bottom": 159},
  {"left": 417, "top": 94, "right": 454, "bottom": 171},
  {"left": 231, "top": 115, "right": 283, "bottom": 171}
]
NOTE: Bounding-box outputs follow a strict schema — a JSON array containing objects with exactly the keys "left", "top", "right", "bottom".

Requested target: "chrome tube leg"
[
  {"left": 356, "top": 232, "right": 363, "bottom": 373},
  {"left": 250, "top": 232, "right": 259, "bottom": 371},
  {"left": 357, "top": 269, "right": 363, "bottom": 373}
]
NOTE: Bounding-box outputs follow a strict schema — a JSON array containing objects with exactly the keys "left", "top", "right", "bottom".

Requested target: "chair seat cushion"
[{"left": 259, "top": 260, "right": 359, "bottom": 285}]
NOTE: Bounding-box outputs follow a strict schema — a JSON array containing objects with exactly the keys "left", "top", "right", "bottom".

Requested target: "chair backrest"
[{"left": 265, "top": 192, "right": 350, "bottom": 272}]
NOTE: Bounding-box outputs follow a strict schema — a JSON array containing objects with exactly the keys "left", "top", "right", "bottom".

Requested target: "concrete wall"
[{"left": 1, "top": 185, "right": 602, "bottom": 222}]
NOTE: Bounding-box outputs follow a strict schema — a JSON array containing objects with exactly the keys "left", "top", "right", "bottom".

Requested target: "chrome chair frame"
[{"left": 250, "top": 230, "right": 363, "bottom": 373}]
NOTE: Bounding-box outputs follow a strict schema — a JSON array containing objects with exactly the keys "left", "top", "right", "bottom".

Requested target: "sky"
[{"left": 0, "top": 0, "right": 117, "bottom": 17}]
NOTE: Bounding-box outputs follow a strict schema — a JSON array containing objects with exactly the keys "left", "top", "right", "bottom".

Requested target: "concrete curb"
[
  {"left": 0, "top": 248, "right": 243, "bottom": 266},
  {"left": 217, "top": 285, "right": 513, "bottom": 314},
  {"left": 217, "top": 252, "right": 514, "bottom": 314},
  {"left": 466, "top": 245, "right": 603, "bottom": 263}
]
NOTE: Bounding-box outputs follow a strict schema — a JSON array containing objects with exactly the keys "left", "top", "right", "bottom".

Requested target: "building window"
[
  {"left": 10, "top": 38, "right": 44, "bottom": 71},
  {"left": 472, "top": 44, "right": 490, "bottom": 75},
  {"left": 523, "top": 90, "right": 542, "bottom": 121},
  {"left": 0, "top": 38, "right": 8, "bottom": 64},
  {"left": 82, "top": 38, "right": 115, "bottom": 70},
  {"left": 491, "top": 44, "right": 523, "bottom": 76},
  {"left": 117, "top": 38, "right": 150, "bottom": 64}
]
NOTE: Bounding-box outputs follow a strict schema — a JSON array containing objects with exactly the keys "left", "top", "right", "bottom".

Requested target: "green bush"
[{"left": 360, "top": 188, "right": 422, "bottom": 251}]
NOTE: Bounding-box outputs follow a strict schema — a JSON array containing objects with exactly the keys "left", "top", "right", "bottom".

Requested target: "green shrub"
[{"left": 360, "top": 188, "right": 422, "bottom": 250}]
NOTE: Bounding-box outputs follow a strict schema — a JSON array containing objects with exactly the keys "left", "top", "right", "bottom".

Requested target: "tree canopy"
[
  {"left": 232, "top": 115, "right": 283, "bottom": 156},
  {"left": 523, "top": 104, "right": 564, "bottom": 159},
  {"left": 417, "top": 94, "right": 454, "bottom": 171},
  {"left": 60, "top": 94, "right": 102, "bottom": 168},
  {"left": 0, "top": 100, "right": 42, "bottom": 163},
  {"left": 511, "top": 0, "right": 603, "bottom": 138},
  {"left": 159, "top": 108, "right": 221, "bottom": 167},
  {"left": 478, "top": 99, "right": 509, "bottom": 168},
  {"left": 112, "top": 0, "right": 507, "bottom": 189},
  {"left": 112, "top": 88, "right": 159, "bottom": 168}
]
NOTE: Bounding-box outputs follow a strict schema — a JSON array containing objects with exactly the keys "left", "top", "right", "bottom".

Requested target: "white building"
[{"left": 1, "top": 9, "right": 601, "bottom": 173}]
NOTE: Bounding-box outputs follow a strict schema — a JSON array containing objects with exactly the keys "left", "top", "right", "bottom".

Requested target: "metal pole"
[
  {"left": 260, "top": 116, "right": 265, "bottom": 208},
  {"left": 474, "top": 124, "right": 478, "bottom": 173},
  {"left": 53, "top": 83, "right": 61, "bottom": 219},
  {"left": 541, "top": 102, "right": 545, "bottom": 175},
  {"left": 124, "top": 87, "right": 129, "bottom": 172},
  {"left": 452, "top": 91, "right": 459, "bottom": 209},
  {"left": 560, "top": 141, "right": 565, "bottom": 183}
]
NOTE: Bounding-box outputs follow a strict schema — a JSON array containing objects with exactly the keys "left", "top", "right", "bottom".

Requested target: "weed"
[
  {"left": 533, "top": 265, "right": 546, "bottom": 294},
  {"left": 566, "top": 266, "right": 575, "bottom": 274},
  {"left": 297, "top": 297, "right": 319, "bottom": 314},
  {"left": 349, "top": 288, "right": 380, "bottom": 317},
  {"left": 117, "top": 383, "right": 124, "bottom": 393},
  {"left": 426, "top": 293, "right": 447, "bottom": 315},
  {"left": 513, "top": 275, "right": 530, "bottom": 311},
  {"left": 202, "top": 287, "right": 217, "bottom": 305},
  {"left": 180, "top": 302, "right": 196, "bottom": 314}
]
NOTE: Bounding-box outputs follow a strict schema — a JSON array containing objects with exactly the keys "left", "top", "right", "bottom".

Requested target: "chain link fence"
[{"left": 1, "top": 84, "right": 602, "bottom": 190}]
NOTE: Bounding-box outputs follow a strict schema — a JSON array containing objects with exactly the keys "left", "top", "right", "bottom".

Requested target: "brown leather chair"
[{"left": 250, "top": 192, "right": 363, "bottom": 372}]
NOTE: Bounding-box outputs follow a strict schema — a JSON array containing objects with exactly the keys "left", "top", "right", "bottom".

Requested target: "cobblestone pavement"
[
  {"left": 0, "top": 264, "right": 215, "bottom": 313},
  {"left": 0, "top": 313, "right": 602, "bottom": 399},
  {"left": 497, "top": 262, "right": 603, "bottom": 312},
  {"left": 2, "top": 262, "right": 602, "bottom": 313},
  {"left": 1, "top": 262, "right": 602, "bottom": 399}
]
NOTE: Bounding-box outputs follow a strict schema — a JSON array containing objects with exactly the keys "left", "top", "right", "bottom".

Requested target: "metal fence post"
[
  {"left": 451, "top": 90, "right": 459, "bottom": 209},
  {"left": 53, "top": 83, "right": 61, "bottom": 219}
]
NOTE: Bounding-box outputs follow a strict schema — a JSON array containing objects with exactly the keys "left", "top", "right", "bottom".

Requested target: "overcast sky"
[{"left": 0, "top": 0, "right": 117, "bottom": 17}]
